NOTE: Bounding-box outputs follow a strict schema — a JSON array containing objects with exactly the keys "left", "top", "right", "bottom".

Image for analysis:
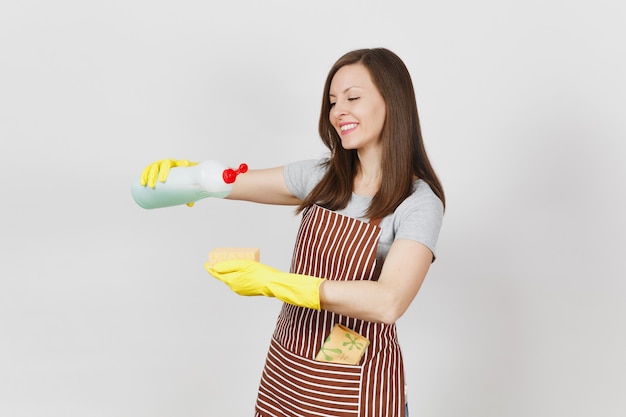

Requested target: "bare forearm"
[
  {"left": 319, "top": 280, "right": 409, "bottom": 324},
  {"left": 319, "top": 239, "right": 432, "bottom": 324},
  {"left": 226, "top": 166, "right": 301, "bottom": 205}
]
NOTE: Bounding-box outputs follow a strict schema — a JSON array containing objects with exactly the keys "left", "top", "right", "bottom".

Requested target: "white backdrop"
[{"left": 1, "top": 1, "right": 625, "bottom": 416}]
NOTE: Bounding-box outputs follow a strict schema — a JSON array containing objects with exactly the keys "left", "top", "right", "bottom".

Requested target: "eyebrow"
[{"left": 328, "top": 86, "right": 362, "bottom": 97}]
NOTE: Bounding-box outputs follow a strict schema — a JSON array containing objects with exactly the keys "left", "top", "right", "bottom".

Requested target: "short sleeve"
[
  {"left": 283, "top": 159, "right": 327, "bottom": 200},
  {"left": 393, "top": 181, "right": 444, "bottom": 260}
]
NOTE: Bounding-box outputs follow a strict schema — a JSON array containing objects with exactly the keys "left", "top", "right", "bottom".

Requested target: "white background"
[{"left": 1, "top": 1, "right": 625, "bottom": 416}]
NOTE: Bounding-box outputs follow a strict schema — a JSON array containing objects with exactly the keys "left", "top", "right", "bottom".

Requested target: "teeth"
[{"left": 341, "top": 123, "right": 358, "bottom": 131}]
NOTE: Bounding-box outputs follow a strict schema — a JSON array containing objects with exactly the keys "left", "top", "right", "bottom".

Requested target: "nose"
[{"left": 332, "top": 100, "right": 348, "bottom": 119}]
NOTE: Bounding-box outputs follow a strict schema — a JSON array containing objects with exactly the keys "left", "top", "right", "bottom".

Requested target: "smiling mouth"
[{"left": 340, "top": 123, "right": 358, "bottom": 133}]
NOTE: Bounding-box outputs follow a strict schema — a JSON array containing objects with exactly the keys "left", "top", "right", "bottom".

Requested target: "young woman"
[{"left": 139, "top": 48, "right": 445, "bottom": 417}]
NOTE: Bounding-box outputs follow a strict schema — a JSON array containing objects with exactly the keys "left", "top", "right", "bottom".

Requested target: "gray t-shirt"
[{"left": 284, "top": 159, "right": 444, "bottom": 263}]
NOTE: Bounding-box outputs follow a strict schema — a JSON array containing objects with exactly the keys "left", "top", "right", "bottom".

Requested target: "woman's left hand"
[{"left": 205, "top": 259, "right": 325, "bottom": 310}]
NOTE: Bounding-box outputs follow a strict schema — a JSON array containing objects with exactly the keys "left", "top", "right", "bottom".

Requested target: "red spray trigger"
[{"left": 222, "top": 163, "right": 248, "bottom": 184}]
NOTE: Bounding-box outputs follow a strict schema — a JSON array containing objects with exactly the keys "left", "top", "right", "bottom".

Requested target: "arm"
[
  {"left": 136, "top": 158, "right": 301, "bottom": 207},
  {"left": 226, "top": 166, "right": 302, "bottom": 206},
  {"left": 319, "top": 239, "right": 433, "bottom": 324},
  {"left": 208, "top": 238, "right": 434, "bottom": 324}
]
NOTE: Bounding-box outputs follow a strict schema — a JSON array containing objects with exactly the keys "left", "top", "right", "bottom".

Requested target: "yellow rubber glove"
[
  {"left": 139, "top": 158, "right": 198, "bottom": 206},
  {"left": 206, "top": 260, "right": 325, "bottom": 310},
  {"left": 140, "top": 159, "right": 198, "bottom": 188}
]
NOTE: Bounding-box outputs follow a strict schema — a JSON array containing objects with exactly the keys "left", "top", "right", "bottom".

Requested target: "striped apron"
[{"left": 255, "top": 205, "right": 406, "bottom": 417}]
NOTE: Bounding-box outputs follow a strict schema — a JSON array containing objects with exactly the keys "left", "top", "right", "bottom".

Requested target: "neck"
[{"left": 354, "top": 148, "right": 382, "bottom": 196}]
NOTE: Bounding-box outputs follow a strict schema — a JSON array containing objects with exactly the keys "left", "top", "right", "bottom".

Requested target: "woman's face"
[{"left": 329, "top": 64, "right": 386, "bottom": 152}]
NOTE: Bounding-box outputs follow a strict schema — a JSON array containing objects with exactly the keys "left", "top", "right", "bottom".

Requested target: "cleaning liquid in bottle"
[{"left": 131, "top": 161, "right": 247, "bottom": 209}]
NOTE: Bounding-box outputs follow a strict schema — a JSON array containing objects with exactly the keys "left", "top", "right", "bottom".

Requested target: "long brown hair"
[{"left": 298, "top": 48, "right": 445, "bottom": 218}]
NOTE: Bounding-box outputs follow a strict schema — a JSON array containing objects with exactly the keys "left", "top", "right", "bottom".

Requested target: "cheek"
[
  {"left": 372, "top": 109, "right": 385, "bottom": 131},
  {"left": 377, "top": 110, "right": 387, "bottom": 131}
]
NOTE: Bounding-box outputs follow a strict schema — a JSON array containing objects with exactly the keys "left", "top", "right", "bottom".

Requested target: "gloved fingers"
[
  {"left": 139, "top": 159, "right": 198, "bottom": 188},
  {"left": 179, "top": 159, "right": 198, "bottom": 168},
  {"left": 140, "top": 162, "right": 156, "bottom": 187},
  {"left": 210, "top": 259, "right": 284, "bottom": 276},
  {"left": 208, "top": 259, "right": 258, "bottom": 274},
  {"left": 157, "top": 159, "right": 173, "bottom": 184},
  {"left": 141, "top": 161, "right": 164, "bottom": 188},
  {"left": 204, "top": 263, "right": 223, "bottom": 279},
  {"left": 205, "top": 260, "right": 274, "bottom": 298},
  {"left": 204, "top": 262, "right": 248, "bottom": 290},
  {"left": 169, "top": 159, "right": 197, "bottom": 169}
]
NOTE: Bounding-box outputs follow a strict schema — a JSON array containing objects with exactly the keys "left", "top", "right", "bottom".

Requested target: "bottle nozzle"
[{"left": 222, "top": 163, "right": 248, "bottom": 184}]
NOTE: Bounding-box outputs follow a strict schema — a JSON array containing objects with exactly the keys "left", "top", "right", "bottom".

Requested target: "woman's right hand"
[{"left": 139, "top": 159, "right": 198, "bottom": 188}]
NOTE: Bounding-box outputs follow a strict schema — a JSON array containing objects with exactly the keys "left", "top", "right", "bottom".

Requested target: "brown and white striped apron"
[{"left": 255, "top": 205, "right": 406, "bottom": 417}]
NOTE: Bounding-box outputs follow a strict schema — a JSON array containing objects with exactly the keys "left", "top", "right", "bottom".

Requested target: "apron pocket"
[{"left": 257, "top": 337, "right": 362, "bottom": 417}]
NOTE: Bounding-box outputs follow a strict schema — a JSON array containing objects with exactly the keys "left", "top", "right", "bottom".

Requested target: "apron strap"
[{"left": 369, "top": 217, "right": 383, "bottom": 227}]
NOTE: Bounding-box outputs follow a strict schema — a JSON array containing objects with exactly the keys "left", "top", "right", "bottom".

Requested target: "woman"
[{"left": 139, "top": 48, "right": 445, "bottom": 417}]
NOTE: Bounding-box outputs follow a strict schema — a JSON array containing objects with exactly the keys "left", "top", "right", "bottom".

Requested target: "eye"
[
  {"left": 348, "top": 97, "right": 360, "bottom": 101},
  {"left": 329, "top": 102, "right": 336, "bottom": 108}
]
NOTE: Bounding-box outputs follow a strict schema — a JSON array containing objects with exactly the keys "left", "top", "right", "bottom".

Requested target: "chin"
[{"left": 340, "top": 140, "right": 358, "bottom": 150}]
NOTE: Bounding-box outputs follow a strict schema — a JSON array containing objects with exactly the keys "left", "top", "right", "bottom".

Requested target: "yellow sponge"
[{"left": 207, "top": 247, "right": 260, "bottom": 268}]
